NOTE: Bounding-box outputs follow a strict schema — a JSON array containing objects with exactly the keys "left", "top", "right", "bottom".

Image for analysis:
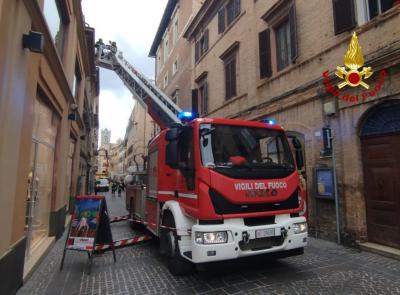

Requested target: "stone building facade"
[
  {"left": 181, "top": 0, "right": 400, "bottom": 248},
  {"left": 110, "top": 139, "right": 125, "bottom": 180},
  {"left": 0, "top": 0, "right": 99, "bottom": 293},
  {"left": 149, "top": 0, "right": 203, "bottom": 110},
  {"left": 124, "top": 103, "right": 154, "bottom": 172}
]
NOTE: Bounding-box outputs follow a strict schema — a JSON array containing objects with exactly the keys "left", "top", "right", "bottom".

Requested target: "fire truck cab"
[{"left": 147, "top": 116, "right": 307, "bottom": 274}]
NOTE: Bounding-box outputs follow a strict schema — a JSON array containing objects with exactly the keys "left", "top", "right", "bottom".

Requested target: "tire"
[{"left": 160, "top": 212, "right": 193, "bottom": 275}]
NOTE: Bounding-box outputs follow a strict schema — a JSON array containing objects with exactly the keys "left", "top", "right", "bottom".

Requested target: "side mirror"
[
  {"left": 165, "top": 141, "right": 178, "bottom": 168},
  {"left": 165, "top": 128, "right": 179, "bottom": 141},
  {"left": 292, "top": 137, "right": 304, "bottom": 169},
  {"left": 295, "top": 149, "right": 304, "bottom": 169}
]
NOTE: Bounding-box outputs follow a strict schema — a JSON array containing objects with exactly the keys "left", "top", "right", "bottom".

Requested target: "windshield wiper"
[
  {"left": 209, "top": 163, "right": 233, "bottom": 168},
  {"left": 248, "top": 162, "right": 294, "bottom": 169}
]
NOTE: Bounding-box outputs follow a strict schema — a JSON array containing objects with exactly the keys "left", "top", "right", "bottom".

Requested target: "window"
[
  {"left": 355, "top": 0, "right": 395, "bottom": 26},
  {"left": 259, "top": 29, "right": 272, "bottom": 79},
  {"left": 263, "top": 0, "right": 297, "bottom": 71},
  {"left": 173, "top": 59, "right": 178, "bottom": 75},
  {"left": 43, "top": 0, "right": 68, "bottom": 56},
  {"left": 164, "top": 38, "right": 169, "bottom": 61},
  {"left": 173, "top": 14, "right": 179, "bottom": 44},
  {"left": 171, "top": 89, "right": 179, "bottom": 105},
  {"left": 276, "top": 20, "right": 291, "bottom": 71},
  {"left": 72, "top": 61, "right": 81, "bottom": 101},
  {"left": 156, "top": 52, "right": 161, "bottom": 74},
  {"left": 164, "top": 74, "right": 168, "bottom": 88},
  {"left": 227, "top": 0, "right": 241, "bottom": 25},
  {"left": 218, "top": 0, "right": 241, "bottom": 33},
  {"left": 199, "top": 125, "right": 295, "bottom": 180},
  {"left": 196, "top": 75, "right": 208, "bottom": 115},
  {"left": 178, "top": 127, "right": 195, "bottom": 190},
  {"left": 195, "top": 29, "right": 209, "bottom": 63},
  {"left": 220, "top": 44, "right": 238, "bottom": 100},
  {"left": 332, "top": 0, "right": 356, "bottom": 34}
]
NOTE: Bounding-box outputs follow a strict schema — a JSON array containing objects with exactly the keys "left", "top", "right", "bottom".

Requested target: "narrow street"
[{"left": 18, "top": 192, "right": 400, "bottom": 295}]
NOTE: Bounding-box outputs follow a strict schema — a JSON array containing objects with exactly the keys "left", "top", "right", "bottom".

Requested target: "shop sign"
[
  {"left": 67, "top": 196, "right": 103, "bottom": 250},
  {"left": 60, "top": 195, "right": 115, "bottom": 274},
  {"left": 322, "top": 32, "right": 387, "bottom": 103}
]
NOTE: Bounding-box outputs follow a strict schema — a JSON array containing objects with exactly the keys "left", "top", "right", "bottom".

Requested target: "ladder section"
[{"left": 94, "top": 42, "right": 182, "bottom": 128}]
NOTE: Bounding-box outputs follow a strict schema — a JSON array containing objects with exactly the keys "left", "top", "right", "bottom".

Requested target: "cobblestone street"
[{"left": 18, "top": 192, "right": 400, "bottom": 295}]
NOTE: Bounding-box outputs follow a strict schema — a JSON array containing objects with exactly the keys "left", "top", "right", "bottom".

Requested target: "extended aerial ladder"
[{"left": 94, "top": 41, "right": 182, "bottom": 128}]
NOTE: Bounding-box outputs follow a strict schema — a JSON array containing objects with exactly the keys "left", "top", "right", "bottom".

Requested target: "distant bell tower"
[{"left": 100, "top": 128, "right": 111, "bottom": 149}]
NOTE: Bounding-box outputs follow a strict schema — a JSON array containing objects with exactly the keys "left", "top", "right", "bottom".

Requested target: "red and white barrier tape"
[
  {"left": 109, "top": 215, "right": 130, "bottom": 223},
  {"left": 108, "top": 214, "right": 192, "bottom": 234},
  {"left": 95, "top": 235, "right": 152, "bottom": 251},
  {"left": 128, "top": 218, "right": 191, "bottom": 234}
]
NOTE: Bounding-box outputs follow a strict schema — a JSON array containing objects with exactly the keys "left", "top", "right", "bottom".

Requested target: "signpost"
[{"left": 60, "top": 195, "right": 116, "bottom": 274}]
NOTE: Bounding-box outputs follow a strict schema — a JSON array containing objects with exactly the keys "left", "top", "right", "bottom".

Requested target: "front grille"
[
  {"left": 199, "top": 219, "right": 224, "bottom": 225},
  {"left": 239, "top": 236, "right": 284, "bottom": 251},
  {"left": 209, "top": 188, "right": 299, "bottom": 215},
  {"left": 244, "top": 216, "right": 275, "bottom": 226}
]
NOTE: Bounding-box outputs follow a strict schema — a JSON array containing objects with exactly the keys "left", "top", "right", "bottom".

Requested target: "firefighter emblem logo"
[{"left": 335, "top": 32, "right": 373, "bottom": 89}]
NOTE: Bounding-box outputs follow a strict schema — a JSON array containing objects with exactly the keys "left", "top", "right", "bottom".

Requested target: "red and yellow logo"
[
  {"left": 323, "top": 32, "right": 387, "bottom": 104},
  {"left": 335, "top": 32, "right": 373, "bottom": 89}
]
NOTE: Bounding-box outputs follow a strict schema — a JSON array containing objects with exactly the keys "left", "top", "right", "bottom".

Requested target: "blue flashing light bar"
[
  {"left": 262, "top": 119, "right": 277, "bottom": 125},
  {"left": 178, "top": 111, "right": 198, "bottom": 121}
]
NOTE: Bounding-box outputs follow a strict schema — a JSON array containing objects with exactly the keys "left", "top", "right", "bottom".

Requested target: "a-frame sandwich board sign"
[{"left": 60, "top": 195, "right": 116, "bottom": 274}]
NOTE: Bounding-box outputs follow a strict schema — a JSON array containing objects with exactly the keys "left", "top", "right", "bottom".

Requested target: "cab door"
[
  {"left": 176, "top": 127, "right": 197, "bottom": 207},
  {"left": 146, "top": 148, "right": 158, "bottom": 234}
]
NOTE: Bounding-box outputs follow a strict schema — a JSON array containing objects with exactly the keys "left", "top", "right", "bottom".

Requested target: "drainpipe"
[{"left": 329, "top": 122, "right": 341, "bottom": 245}]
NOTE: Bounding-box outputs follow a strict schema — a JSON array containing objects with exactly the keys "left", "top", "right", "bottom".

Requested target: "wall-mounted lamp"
[
  {"left": 68, "top": 103, "right": 78, "bottom": 121},
  {"left": 22, "top": 31, "right": 44, "bottom": 53},
  {"left": 323, "top": 101, "right": 336, "bottom": 117}
]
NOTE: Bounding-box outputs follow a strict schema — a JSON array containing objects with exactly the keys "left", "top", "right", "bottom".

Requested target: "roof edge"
[{"left": 148, "top": 0, "right": 178, "bottom": 57}]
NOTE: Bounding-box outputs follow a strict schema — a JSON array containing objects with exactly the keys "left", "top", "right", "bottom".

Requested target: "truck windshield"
[{"left": 200, "top": 124, "right": 295, "bottom": 179}]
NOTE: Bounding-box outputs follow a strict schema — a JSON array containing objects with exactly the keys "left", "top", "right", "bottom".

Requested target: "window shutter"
[
  {"left": 195, "top": 41, "right": 199, "bottom": 63},
  {"left": 231, "top": 57, "right": 237, "bottom": 97},
  {"left": 218, "top": 8, "right": 225, "bottom": 33},
  {"left": 225, "top": 63, "right": 230, "bottom": 99},
  {"left": 289, "top": 4, "right": 298, "bottom": 62},
  {"left": 332, "top": 0, "right": 355, "bottom": 35},
  {"left": 192, "top": 89, "right": 198, "bottom": 113},
  {"left": 234, "top": 0, "right": 241, "bottom": 17},
  {"left": 204, "top": 29, "right": 209, "bottom": 51},
  {"left": 259, "top": 29, "right": 272, "bottom": 79},
  {"left": 204, "top": 81, "right": 208, "bottom": 114}
]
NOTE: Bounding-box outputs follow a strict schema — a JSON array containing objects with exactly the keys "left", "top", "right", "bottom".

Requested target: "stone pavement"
[{"left": 18, "top": 192, "right": 400, "bottom": 295}]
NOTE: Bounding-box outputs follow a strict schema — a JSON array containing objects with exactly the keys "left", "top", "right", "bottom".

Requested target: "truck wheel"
[{"left": 160, "top": 213, "right": 193, "bottom": 275}]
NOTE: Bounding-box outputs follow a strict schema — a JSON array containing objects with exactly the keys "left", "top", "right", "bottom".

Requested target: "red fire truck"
[{"left": 96, "top": 42, "right": 308, "bottom": 274}]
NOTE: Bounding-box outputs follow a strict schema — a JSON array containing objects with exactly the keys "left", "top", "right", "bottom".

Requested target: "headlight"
[
  {"left": 195, "top": 231, "right": 228, "bottom": 244},
  {"left": 293, "top": 222, "right": 307, "bottom": 234}
]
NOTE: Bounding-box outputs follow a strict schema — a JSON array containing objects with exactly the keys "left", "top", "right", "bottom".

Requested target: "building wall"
[
  {"left": 0, "top": 0, "right": 98, "bottom": 293},
  {"left": 184, "top": 0, "right": 400, "bottom": 245},
  {"left": 125, "top": 103, "right": 153, "bottom": 172},
  {"left": 154, "top": 0, "right": 203, "bottom": 109}
]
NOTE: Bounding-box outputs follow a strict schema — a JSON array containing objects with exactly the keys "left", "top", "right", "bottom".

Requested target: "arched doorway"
[{"left": 360, "top": 101, "right": 400, "bottom": 249}]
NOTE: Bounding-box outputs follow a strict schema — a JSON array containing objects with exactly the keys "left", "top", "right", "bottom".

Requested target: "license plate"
[{"left": 255, "top": 228, "right": 275, "bottom": 238}]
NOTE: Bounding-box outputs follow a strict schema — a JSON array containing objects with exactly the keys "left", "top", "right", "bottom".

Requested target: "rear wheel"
[{"left": 160, "top": 213, "right": 193, "bottom": 275}]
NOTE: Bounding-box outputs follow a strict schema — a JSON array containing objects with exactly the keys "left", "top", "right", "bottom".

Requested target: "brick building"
[
  {"left": 149, "top": 0, "right": 203, "bottom": 110},
  {"left": 0, "top": 0, "right": 99, "bottom": 293},
  {"left": 124, "top": 103, "right": 154, "bottom": 172},
  {"left": 179, "top": 0, "right": 400, "bottom": 248}
]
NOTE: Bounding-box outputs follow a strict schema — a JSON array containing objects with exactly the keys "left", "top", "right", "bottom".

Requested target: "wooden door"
[{"left": 361, "top": 133, "right": 400, "bottom": 249}]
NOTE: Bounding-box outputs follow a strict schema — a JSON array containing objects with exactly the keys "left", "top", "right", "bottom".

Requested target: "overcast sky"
[{"left": 82, "top": 0, "right": 168, "bottom": 143}]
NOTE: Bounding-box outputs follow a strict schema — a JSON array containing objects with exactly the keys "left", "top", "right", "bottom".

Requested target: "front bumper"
[{"left": 180, "top": 215, "right": 307, "bottom": 263}]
